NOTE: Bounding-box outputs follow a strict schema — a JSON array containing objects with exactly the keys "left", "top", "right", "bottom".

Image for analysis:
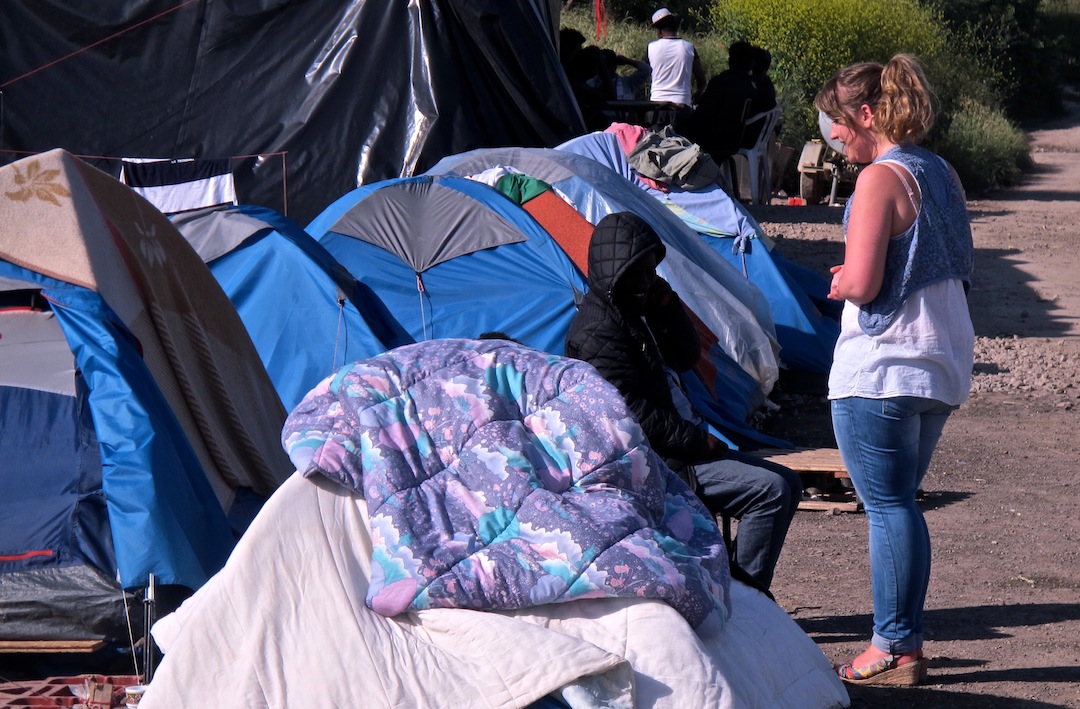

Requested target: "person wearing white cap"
[{"left": 646, "top": 7, "right": 706, "bottom": 130}]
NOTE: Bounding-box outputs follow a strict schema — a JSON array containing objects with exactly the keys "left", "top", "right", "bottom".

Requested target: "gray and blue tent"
[
  {"left": 0, "top": 150, "right": 292, "bottom": 649},
  {"left": 306, "top": 174, "right": 586, "bottom": 358},
  {"left": 170, "top": 204, "right": 413, "bottom": 412},
  {"left": 426, "top": 147, "right": 789, "bottom": 449}
]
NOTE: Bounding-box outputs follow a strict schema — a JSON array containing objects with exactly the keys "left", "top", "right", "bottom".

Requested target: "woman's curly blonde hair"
[{"left": 815, "top": 54, "right": 935, "bottom": 145}]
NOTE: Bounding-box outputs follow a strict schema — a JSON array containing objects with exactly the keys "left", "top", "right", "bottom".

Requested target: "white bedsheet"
[{"left": 144, "top": 473, "right": 849, "bottom": 708}]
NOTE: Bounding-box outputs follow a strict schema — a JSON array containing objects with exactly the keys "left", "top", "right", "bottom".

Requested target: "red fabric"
[
  {"left": 605, "top": 122, "right": 648, "bottom": 155},
  {"left": 594, "top": 0, "right": 608, "bottom": 40},
  {"left": 521, "top": 190, "right": 593, "bottom": 275},
  {"left": 604, "top": 123, "right": 669, "bottom": 191}
]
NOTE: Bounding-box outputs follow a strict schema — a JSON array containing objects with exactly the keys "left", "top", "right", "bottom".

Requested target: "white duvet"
[{"left": 143, "top": 473, "right": 849, "bottom": 708}]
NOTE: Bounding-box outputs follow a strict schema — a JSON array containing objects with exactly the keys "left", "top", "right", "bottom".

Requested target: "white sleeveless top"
[
  {"left": 648, "top": 38, "right": 696, "bottom": 105},
  {"left": 828, "top": 280, "right": 974, "bottom": 405}
]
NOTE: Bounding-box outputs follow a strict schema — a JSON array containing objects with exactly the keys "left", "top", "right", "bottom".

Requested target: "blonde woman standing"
[{"left": 816, "top": 54, "right": 974, "bottom": 686}]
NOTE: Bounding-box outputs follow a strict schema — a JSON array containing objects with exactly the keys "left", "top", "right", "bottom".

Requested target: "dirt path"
[{"left": 746, "top": 98, "right": 1080, "bottom": 708}]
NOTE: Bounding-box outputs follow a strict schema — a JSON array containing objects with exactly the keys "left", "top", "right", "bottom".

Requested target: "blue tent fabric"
[
  {"left": 557, "top": 132, "right": 839, "bottom": 376},
  {"left": 0, "top": 383, "right": 111, "bottom": 574},
  {"left": 0, "top": 148, "right": 294, "bottom": 644},
  {"left": 770, "top": 248, "right": 844, "bottom": 323},
  {"left": 711, "top": 235, "right": 840, "bottom": 375},
  {"left": 172, "top": 204, "right": 412, "bottom": 412},
  {"left": 307, "top": 175, "right": 586, "bottom": 358},
  {"left": 0, "top": 275, "right": 235, "bottom": 590}
]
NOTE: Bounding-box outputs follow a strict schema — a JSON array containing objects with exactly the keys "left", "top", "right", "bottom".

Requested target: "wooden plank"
[
  {"left": 798, "top": 499, "right": 861, "bottom": 514},
  {"left": 750, "top": 447, "right": 849, "bottom": 478},
  {"left": 0, "top": 639, "right": 106, "bottom": 653}
]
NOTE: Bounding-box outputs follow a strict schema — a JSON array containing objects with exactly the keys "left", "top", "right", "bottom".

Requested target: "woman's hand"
[{"left": 828, "top": 264, "right": 845, "bottom": 301}]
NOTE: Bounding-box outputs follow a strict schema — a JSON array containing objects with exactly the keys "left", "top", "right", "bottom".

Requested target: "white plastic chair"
[{"left": 737, "top": 106, "right": 783, "bottom": 204}]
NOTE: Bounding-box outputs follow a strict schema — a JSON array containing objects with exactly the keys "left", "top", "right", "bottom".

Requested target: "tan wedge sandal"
[{"left": 836, "top": 654, "right": 928, "bottom": 686}]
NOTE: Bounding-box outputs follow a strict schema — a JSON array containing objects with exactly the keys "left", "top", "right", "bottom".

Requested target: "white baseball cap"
[{"left": 651, "top": 8, "right": 674, "bottom": 25}]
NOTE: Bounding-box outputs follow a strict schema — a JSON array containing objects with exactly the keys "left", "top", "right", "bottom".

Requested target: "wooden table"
[{"left": 604, "top": 100, "right": 678, "bottom": 127}]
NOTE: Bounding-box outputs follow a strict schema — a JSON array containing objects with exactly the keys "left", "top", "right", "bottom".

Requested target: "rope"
[
  {"left": 731, "top": 233, "right": 752, "bottom": 278},
  {"left": 333, "top": 296, "right": 345, "bottom": 372},
  {"left": 120, "top": 575, "right": 141, "bottom": 679},
  {"left": 414, "top": 271, "right": 427, "bottom": 341}
]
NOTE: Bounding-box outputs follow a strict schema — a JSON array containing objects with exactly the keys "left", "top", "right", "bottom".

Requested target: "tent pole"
[{"left": 142, "top": 573, "right": 156, "bottom": 683}]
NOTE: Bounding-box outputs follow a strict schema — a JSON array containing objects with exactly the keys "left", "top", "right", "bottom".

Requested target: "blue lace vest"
[{"left": 843, "top": 144, "right": 973, "bottom": 336}]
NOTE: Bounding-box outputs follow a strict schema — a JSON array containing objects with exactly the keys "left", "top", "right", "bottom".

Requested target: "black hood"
[{"left": 585, "top": 212, "right": 666, "bottom": 301}]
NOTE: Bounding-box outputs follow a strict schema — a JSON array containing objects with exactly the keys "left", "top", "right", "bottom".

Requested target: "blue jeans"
[
  {"left": 693, "top": 451, "right": 802, "bottom": 591},
  {"left": 832, "top": 396, "right": 956, "bottom": 654}
]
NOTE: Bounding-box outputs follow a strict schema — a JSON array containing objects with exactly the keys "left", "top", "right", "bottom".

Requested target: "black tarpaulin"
[{"left": 0, "top": 0, "right": 585, "bottom": 225}]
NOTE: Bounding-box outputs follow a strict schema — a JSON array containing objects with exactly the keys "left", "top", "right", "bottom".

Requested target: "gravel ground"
[{"left": 744, "top": 96, "right": 1080, "bottom": 708}]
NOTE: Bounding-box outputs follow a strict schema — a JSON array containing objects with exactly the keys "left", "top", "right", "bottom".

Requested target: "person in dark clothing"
[
  {"left": 687, "top": 41, "right": 758, "bottom": 162},
  {"left": 744, "top": 44, "right": 779, "bottom": 149},
  {"left": 564, "top": 211, "right": 802, "bottom": 592},
  {"left": 559, "top": 28, "right": 616, "bottom": 131},
  {"left": 751, "top": 45, "right": 777, "bottom": 111}
]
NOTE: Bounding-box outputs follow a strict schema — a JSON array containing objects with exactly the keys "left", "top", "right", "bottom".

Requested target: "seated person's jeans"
[{"left": 693, "top": 451, "right": 802, "bottom": 591}]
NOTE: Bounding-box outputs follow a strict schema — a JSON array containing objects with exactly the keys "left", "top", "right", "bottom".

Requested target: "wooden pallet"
[
  {"left": 0, "top": 639, "right": 106, "bottom": 654},
  {"left": 749, "top": 447, "right": 862, "bottom": 513},
  {"left": 751, "top": 447, "right": 849, "bottom": 478}
]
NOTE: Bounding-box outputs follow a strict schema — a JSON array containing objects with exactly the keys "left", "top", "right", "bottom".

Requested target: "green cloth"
[{"left": 494, "top": 173, "right": 552, "bottom": 205}]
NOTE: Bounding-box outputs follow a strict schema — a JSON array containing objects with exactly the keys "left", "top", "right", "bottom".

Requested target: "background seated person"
[
  {"left": 602, "top": 48, "right": 652, "bottom": 101},
  {"left": 686, "top": 40, "right": 758, "bottom": 163},
  {"left": 744, "top": 44, "right": 779, "bottom": 149},
  {"left": 565, "top": 211, "right": 802, "bottom": 593},
  {"left": 560, "top": 27, "right": 616, "bottom": 131}
]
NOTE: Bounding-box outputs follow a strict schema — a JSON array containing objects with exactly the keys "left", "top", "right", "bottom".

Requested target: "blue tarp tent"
[{"left": 557, "top": 131, "right": 839, "bottom": 379}]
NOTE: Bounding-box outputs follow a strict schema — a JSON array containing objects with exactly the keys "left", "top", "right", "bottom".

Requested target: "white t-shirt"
[{"left": 648, "top": 38, "right": 696, "bottom": 106}]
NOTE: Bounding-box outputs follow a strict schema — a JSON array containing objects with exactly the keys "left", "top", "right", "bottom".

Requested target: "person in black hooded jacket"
[{"left": 565, "top": 211, "right": 801, "bottom": 592}]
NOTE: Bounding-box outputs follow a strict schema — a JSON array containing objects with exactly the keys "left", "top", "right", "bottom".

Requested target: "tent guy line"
[{"left": 0, "top": 0, "right": 200, "bottom": 90}]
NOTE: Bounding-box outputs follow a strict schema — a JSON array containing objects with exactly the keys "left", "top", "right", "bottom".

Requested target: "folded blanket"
[{"left": 282, "top": 338, "right": 730, "bottom": 629}]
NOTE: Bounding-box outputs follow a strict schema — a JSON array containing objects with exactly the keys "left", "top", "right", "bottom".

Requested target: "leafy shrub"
[
  {"left": 921, "top": 0, "right": 1066, "bottom": 122},
  {"left": 706, "top": 0, "right": 947, "bottom": 146},
  {"left": 1041, "top": 0, "right": 1080, "bottom": 85},
  {"left": 939, "top": 98, "right": 1032, "bottom": 193}
]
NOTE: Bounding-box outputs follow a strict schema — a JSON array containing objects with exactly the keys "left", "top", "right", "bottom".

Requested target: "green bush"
[
  {"left": 706, "top": 0, "right": 947, "bottom": 146},
  {"left": 939, "top": 98, "right": 1033, "bottom": 193},
  {"left": 921, "top": 0, "right": 1067, "bottom": 122},
  {"left": 1041, "top": 0, "right": 1080, "bottom": 85}
]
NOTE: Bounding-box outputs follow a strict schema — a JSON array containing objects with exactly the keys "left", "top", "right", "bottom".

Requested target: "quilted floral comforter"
[{"left": 281, "top": 338, "right": 730, "bottom": 629}]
